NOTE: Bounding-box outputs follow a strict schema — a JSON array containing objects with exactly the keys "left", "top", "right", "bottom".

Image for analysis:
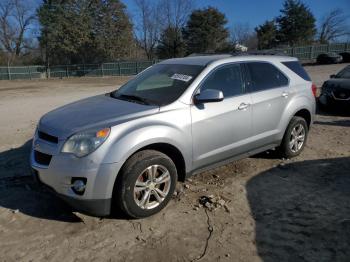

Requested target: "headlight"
[{"left": 62, "top": 128, "right": 110, "bottom": 157}]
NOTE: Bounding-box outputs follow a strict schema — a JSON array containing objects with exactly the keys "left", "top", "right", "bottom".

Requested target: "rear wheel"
[
  {"left": 279, "top": 116, "right": 308, "bottom": 158},
  {"left": 113, "top": 150, "right": 177, "bottom": 218}
]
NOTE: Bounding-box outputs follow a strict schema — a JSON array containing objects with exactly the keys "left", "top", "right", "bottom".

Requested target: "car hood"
[
  {"left": 324, "top": 79, "right": 350, "bottom": 90},
  {"left": 38, "top": 94, "right": 159, "bottom": 139}
]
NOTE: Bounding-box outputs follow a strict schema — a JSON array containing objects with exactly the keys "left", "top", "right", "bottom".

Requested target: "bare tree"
[
  {"left": 134, "top": 0, "right": 161, "bottom": 59},
  {"left": 134, "top": 0, "right": 194, "bottom": 59},
  {"left": 0, "top": 0, "right": 35, "bottom": 64},
  {"left": 319, "top": 9, "right": 350, "bottom": 44},
  {"left": 156, "top": 0, "right": 194, "bottom": 58},
  {"left": 230, "top": 23, "right": 258, "bottom": 50},
  {"left": 159, "top": 0, "right": 194, "bottom": 29}
]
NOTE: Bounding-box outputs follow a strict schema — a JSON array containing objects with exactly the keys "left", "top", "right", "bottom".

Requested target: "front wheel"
[
  {"left": 113, "top": 150, "right": 177, "bottom": 218},
  {"left": 279, "top": 116, "right": 308, "bottom": 158}
]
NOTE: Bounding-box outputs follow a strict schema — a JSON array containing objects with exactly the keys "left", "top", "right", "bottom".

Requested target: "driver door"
[{"left": 191, "top": 63, "right": 253, "bottom": 170}]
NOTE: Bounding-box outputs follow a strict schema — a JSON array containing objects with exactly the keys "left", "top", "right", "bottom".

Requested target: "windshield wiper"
[{"left": 112, "top": 93, "right": 152, "bottom": 105}]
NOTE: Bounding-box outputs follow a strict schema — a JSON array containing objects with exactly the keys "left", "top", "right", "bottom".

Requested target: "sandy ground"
[{"left": 0, "top": 64, "right": 349, "bottom": 262}]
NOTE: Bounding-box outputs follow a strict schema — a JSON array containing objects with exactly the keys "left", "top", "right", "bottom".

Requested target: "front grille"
[
  {"left": 38, "top": 131, "right": 58, "bottom": 144},
  {"left": 34, "top": 150, "right": 52, "bottom": 166}
]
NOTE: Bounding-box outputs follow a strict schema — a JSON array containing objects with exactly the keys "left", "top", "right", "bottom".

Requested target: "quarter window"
[
  {"left": 282, "top": 61, "right": 311, "bottom": 81},
  {"left": 200, "top": 64, "right": 244, "bottom": 98},
  {"left": 245, "top": 62, "right": 288, "bottom": 92}
]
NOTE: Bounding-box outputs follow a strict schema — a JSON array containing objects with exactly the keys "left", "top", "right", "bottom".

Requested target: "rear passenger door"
[{"left": 244, "top": 62, "right": 290, "bottom": 146}]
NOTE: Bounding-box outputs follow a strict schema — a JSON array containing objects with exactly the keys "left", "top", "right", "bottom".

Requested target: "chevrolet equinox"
[{"left": 31, "top": 54, "right": 316, "bottom": 218}]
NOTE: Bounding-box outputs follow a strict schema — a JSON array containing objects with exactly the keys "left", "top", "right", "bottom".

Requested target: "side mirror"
[
  {"left": 194, "top": 89, "right": 224, "bottom": 103},
  {"left": 330, "top": 74, "right": 336, "bottom": 78}
]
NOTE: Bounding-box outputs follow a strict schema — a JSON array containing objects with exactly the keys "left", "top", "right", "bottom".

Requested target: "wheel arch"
[
  {"left": 134, "top": 143, "right": 187, "bottom": 182},
  {"left": 293, "top": 108, "right": 312, "bottom": 128},
  {"left": 115, "top": 142, "right": 187, "bottom": 184},
  {"left": 278, "top": 93, "right": 315, "bottom": 140},
  {"left": 110, "top": 141, "right": 188, "bottom": 215}
]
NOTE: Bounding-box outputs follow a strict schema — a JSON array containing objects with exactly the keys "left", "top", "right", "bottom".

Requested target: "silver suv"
[{"left": 31, "top": 54, "right": 316, "bottom": 218}]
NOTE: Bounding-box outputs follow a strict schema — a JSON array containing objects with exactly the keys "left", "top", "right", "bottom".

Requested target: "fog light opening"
[{"left": 71, "top": 178, "right": 87, "bottom": 195}]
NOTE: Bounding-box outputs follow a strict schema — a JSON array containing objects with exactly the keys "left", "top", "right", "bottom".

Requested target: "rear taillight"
[{"left": 311, "top": 83, "right": 317, "bottom": 97}]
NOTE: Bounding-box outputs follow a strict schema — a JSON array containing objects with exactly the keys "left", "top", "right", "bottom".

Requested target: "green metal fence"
[
  {"left": 0, "top": 60, "right": 158, "bottom": 81},
  {"left": 272, "top": 42, "right": 350, "bottom": 61},
  {"left": 0, "top": 65, "right": 46, "bottom": 80},
  {"left": 1, "top": 43, "right": 350, "bottom": 81}
]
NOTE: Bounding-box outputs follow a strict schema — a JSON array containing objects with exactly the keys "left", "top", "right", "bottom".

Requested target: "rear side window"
[
  {"left": 200, "top": 64, "right": 243, "bottom": 98},
  {"left": 282, "top": 61, "right": 311, "bottom": 81},
  {"left": 245, "top": 62, "right": 289, "bottom": 92}
]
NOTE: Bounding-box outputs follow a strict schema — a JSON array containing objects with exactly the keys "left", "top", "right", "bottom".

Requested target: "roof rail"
[
  {"left": 187, "top": 53, "right": 231, "bottom": 57},
  {"left": 232, "top": 50, "right": 289, "bottom": 57},
  {"left": 187, "top": 50, "right": 290, "bottom": 58}
]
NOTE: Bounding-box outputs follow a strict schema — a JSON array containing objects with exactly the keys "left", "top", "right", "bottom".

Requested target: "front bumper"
[
  {"left": 30, "top": 135, "right": 123, "bottom": 216},
  {"left": 33, "top": 169, "right": 112, "bottom": 216}
]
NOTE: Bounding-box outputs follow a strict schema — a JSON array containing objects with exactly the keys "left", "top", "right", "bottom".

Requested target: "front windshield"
[
  {"left": 336, "top": 66, "right": 350, "bottom": 79},
  {"left": 111, "top": 64, "right": 204, "bottom": 106}
]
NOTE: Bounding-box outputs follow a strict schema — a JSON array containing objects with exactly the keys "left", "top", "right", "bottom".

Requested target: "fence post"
[
  {"left": 136, "top": 61, "right": 139, "bottom": 74},
  {"left": 327, "top": 44, "right": 330, "bottom": 53},
  {"left": 347, "top": 42, "right": 350, "bottom": 52},
  {"left": 7, "top": 64, "right": 11, "bottom": 80},
  {"left": 310, "top": 46, "right": 314, "bottom": 60},
  {"left": 101, "top": 63, "right": 104, "bottom": 77},
  {"left": 118, "top": 62, "right": 121, "bottom": 76},
  {"left": 48, "top": 66, "right": 51, "bottom": 79},
  {"left": 28, "top": 66, "right": 32, "bottom": 80}
]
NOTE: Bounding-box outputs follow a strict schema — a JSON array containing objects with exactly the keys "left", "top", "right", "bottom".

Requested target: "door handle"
[
  {"left": 282, "top": 92, "right": 289, "bottom": 98},
  {"left": 238, "top": 103, "right": 249, "bottom": 110}
]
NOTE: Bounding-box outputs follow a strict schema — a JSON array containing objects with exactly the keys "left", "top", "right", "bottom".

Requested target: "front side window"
[
  {"left": 200, "top": 64, "right": 244, "bottom": 98},
  {"left": 245, "top": 62, "right": 289, "bottom": 92},
  {"left": 111, "top": 64, "right": 204, "bottom": 106}
]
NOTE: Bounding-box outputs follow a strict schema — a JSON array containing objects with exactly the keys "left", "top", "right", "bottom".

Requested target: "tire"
[
  {"left": 113, "top": 150, "right": 178, "bottom": 218},
  {"left": 279, "top": 116, "right": 308, "bottom": 158}
]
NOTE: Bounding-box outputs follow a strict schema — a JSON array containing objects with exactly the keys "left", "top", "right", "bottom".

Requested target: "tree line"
[{"left": 0, "top": 0, "right": 349, "bottom": 66}]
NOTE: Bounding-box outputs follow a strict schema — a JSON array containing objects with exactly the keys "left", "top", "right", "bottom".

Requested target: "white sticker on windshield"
[{"left": 171, "top": 73, "right": 193, "bottom": 82}]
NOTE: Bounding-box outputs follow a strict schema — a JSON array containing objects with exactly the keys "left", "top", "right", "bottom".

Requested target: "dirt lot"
[{"left": 0, "top": 64, "right": 349, "bottom": 262}]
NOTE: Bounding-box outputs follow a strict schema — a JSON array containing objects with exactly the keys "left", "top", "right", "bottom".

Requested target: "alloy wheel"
[
  {"left": 289, "top": 124, "right": 306, "bottom": 153},
  {"left": 133, "top": 164, "right": 171, "bottom": 210}
]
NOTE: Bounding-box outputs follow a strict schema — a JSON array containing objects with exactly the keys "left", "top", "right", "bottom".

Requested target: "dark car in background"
[
  {"left": 317, "top": 53, "right": 343, "bottom": 64},
  {"left": 339, "top": 52, "right": 350, "bottom": 63},
  {"left": 319, "top": 65, "right": 350, "bottom": 110}
]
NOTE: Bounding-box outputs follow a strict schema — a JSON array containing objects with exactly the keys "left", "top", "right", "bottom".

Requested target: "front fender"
[{"left": 102, "top": 123, "right": 192, "bottom": 171}]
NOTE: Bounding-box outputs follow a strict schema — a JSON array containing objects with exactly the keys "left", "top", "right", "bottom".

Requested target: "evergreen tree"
[
  {"left": 38, "top": 0, "right": 92, "bottom": 65},
  {"left": 183, "top": 7, "right": 229, "bottom": 54},
  {"left": 276, "top": 0, "right": 316, "bottom": 46},
  {"left": 38, "top": 0, "right": 134, "bottom": 65},
  {"left": 157, "top": 26, "right": 185, "bottom": 58},
  {"left": 90, "top": 0, "right": 134, "bottom": 62},
  {"left": 255, "top": 20, "right": 278, "bottom": 49}
]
